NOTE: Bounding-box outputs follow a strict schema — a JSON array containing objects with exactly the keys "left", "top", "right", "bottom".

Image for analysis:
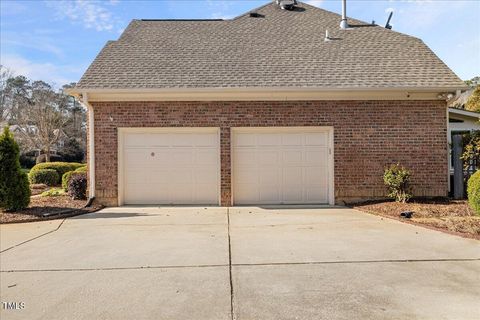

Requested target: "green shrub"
[
  {"left": 383, "top": 164, "right": 412, "bottom": 203},
  {"left": 30, "top": 162, "right": 84, "bottom": 184},
  {"left": 62, "top": 171, "right": 74, "bottom": 191},
  {"left": 68, "top": 172, "right": 87, "bottom": 200},
  {"left": 467, "top": 170, "right": 480, "bottom": 215},
  {"left": 62, "top": 166, "right": 87, "bottom": 191},
  {"left": 41, "top": 188, "right": 66, "bottom": 197},
  {"left": 28, "top": 169, "right": 59, "bottom": 186},
  {"left": 0, "top": 127, "right": 31, "bottom": 211},
  {"left": 75, "top": 166, "right": 87, "bottom": 173}
]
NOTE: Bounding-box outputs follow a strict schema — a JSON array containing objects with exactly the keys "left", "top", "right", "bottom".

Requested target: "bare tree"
[
  {"left": 16, "top": 81, "right": 70, "bottom": 161},
  {"left": 0, "top": 65, "right": 14, "bottom": 121}
]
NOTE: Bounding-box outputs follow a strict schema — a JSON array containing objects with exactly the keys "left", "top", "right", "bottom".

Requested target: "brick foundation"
[{"left": 89, "top": 100, "right": 448, "bottom": 206}]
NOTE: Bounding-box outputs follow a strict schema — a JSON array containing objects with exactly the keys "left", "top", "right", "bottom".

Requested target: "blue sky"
[{"left": 1, "top": 0, "right": 479, "bottom": 87}]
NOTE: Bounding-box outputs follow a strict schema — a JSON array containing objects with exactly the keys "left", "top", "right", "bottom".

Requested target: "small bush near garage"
[
  {"left": 467, "top": 170, "right": 480, "bottom": 215},
  {"left": 68, "top": 172, "right": 87, "bottom": 200},
  {"left": 383, "top": 164, "right": 412, "bottom": 203},
  {"left": 62, "top": 166, "right": 87, "bottom": 191},
  {"left": 31, "top": 162, "right": 84, "bottom": 184},
  {"left": 29, "top": 169, "right": 59, "bottom": 186},
  {"left": 0, "top": 127, "right": 31, "bottom": 211}
]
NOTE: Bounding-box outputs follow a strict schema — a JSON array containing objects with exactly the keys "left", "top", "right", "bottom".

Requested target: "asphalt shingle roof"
[{"left": 75, "top": 1, "right": 465, "bottom": 90}]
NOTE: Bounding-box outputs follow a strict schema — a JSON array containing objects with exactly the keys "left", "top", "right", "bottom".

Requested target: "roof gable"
[{"left": 76, "top": 1, "right": 465, "bottom": 91}]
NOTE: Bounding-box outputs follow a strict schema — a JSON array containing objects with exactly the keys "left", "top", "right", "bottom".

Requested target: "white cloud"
[
  {"left": 305, "top": 1, "right": 323, "bottom": 8},
  {"left": 206, "top": 0, "right": 235, "bottom": 19},
  {"left": 45, "top": 0, "right": 118, "bottom": 32},
  {"left": 2, "top": 32, "right": 64, "bottom": 58},
  {"left": 1, "top": 54, "right": 85, "bottom": 87}
]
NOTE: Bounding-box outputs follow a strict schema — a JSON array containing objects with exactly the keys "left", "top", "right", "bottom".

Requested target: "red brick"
[{"left": 88, "top": 100, "right": 448, "bottom": 206}]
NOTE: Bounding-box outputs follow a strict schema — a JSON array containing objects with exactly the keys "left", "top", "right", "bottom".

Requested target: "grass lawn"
[{"left": 353, "top": 199, "right": 480, "bottom": 240}]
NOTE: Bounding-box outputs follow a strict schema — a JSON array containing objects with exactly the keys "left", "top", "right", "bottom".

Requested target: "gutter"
[{"left": 78, "top": 92, "right": 96, "bottom": 203}]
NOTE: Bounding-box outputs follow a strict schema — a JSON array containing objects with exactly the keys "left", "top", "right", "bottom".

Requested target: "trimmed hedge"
[
  {"left": 61, "top": 166, "right": 87, "bottom": 191},
  {"left": 29, "top": 169, "right": 59, "bottom": 186},
  {"left": 467, "top": 170, "right": 480, "bottom": 215},
  {"left": 68, "top": 172, "right": 87, "bottom": 200},
  {"left": 75, "top": 166, "right": 87, "bottom": 173},
  {"left": 30, "top": 162, "right": 84, "bottom": 185}
]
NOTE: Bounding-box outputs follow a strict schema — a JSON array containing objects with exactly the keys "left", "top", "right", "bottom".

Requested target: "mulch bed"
[
  {"left": 351, "top": 198, "right": 480, "bottom": 240},
  {"left": 1, "top": 195, "right": 103, "bottom": 224}
]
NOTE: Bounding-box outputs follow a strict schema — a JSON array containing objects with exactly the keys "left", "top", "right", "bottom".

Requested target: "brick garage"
[{"left": 90, "top": 100, "right": 448, "bottom": 206}]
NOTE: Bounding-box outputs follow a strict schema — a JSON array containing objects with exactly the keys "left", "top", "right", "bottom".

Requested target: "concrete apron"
[{"left": 1, "top": 206, "right": 479, "bottom": 320}]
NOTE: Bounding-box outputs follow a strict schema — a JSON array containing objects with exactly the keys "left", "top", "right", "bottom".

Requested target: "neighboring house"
[
  {"left": 0, "top": 123, "right": 67, "bottom": 156},
  {"left": 448, "top": 107, "right": 480, "bottom": 191},
  {"left": 69, "top": 1, "right": 466, "bottom": 207}
]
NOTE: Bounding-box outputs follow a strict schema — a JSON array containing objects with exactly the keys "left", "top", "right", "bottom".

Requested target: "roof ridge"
[{"left": 139, "top": 19, "right": 225, "bottom": 22}]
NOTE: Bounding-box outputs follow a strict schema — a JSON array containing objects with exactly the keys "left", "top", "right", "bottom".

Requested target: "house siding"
[{"left": 90, "top": 100, "right": 448, "bottom": 206}]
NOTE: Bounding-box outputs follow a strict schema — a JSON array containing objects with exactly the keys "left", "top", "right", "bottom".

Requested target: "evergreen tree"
[{"left": 0, "top": 127, "right": 30, "bottom": 211}]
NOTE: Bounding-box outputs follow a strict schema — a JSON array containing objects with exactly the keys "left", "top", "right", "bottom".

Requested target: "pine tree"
[{"left": 0, "top": 127, "right": 30, "bottom": 211}]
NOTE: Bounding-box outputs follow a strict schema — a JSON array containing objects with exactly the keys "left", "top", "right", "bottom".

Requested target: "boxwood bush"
[
  {"left": 467, "top": 170, "right": 480, "bottom": 215},
  {"left": 68, "top": 172, "right": 87, "bottom": 200},
  {"left": 30, "top": 162, "right": 84, "bottom": 184},
  {"left": 29, "top": 169, "right": 59, "bottom": 186}
]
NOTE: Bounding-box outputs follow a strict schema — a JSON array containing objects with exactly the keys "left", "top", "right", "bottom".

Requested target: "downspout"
[{"left": 82, "top": 92, "right": 96, "bottom": 206}]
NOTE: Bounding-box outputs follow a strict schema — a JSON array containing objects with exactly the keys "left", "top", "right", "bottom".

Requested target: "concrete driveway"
[{"left": 1, "top": 207, "right": 479, "bottom": 320}]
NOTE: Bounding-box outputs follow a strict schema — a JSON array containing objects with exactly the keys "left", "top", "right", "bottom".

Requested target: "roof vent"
[
  {"left": 324, "top": 29, "right": 331, "bottom": 42},
  {"left": 340, "top": 0, "right": 348, "bottom": 29},
  {"left": 249, "top": 12, "right": 265, "bottom": 18},
  {"left": 275, "top": 0, "right": 296, "bottom": 11},
  {"left": 385, "top": 11, "right": 393, "bottom": 29}
]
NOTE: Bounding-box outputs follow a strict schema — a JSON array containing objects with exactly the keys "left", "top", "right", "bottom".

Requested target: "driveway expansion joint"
[
  {"left": 0, "top": 218, "right": 67, "bottom": 253},
  {"left": 227, "top": 207, "right": 235, "bottom": 320}
]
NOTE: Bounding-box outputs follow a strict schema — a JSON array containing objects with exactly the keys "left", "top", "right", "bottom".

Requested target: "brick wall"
[{"left": 90, "top": 100, "right": 448, "bottom": 206}]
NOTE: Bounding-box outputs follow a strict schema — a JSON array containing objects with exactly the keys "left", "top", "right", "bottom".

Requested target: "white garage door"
[
  {"left": 232, "top": 128, "right": 333, "bottom": 205},
  {"left": 120, "top": 128, "right": 219, "bottom": 205}
]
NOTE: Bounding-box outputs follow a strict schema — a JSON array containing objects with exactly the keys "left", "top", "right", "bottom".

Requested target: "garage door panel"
[
  {"left": 196, "top": 149, "right": 218, "bottom": 165},
  {"left": 233, "top": 128, "right": 331, "bottom": 205},
  {"left": 306, "top": 187, "right": 328, "bottom": 202},
  {"left": 305, "top": 133, "right": 327, "bottom": 146},
  {"left": 122, "top": 130, "right": 219, "bottom": 205},
  {"left": 235, "top": 186, "right": 259, "bottom": 203},
  {"left": 283, "top": 167, "right": 303, "bottom": 185},
  {"left": 195, "top": 134, "right": 218, "bottom": 147},
  {"left": 305, "top": 148, "right": 328, "bottom": 164},
  {"left": 234, "top": 133, "right": 257, "bottom": 146},
  {"left": 257, "top": 134, "right": 281, "bottom": 146},
  {"left": 236, "top": 169, "right": 258, "bottom": 184},
  {"left": 283, "top": 188, "right": 303, "bottom": 202},
  {"left": 282, "top": 133, "right": 303, "bottom": 146},
  {"left": 258, "top": 150, "right": 279, "bottom": 166},
  {"left": 305, "top": 167, "right": 328, "bottom": 184},
  {"left": 283, "top": 150, "right": 303, "bottom": 165},
  {"left": 259, "top": 168, "right": 279, "bottom": 185},
  {"left": 259, "top": 188, "right": 280, "bottom": 202},
  {"left": 169, "top": 133, "right": 196, "bottom": 146},
  {"left": 170, "top": 150, "right": 194, "bottom": 165},
  {"left": 196, "top": 186, "right": 218, "bottom": 202},
  {"left": 235, "top": 149, "right": 257, "bottom": 165}
]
